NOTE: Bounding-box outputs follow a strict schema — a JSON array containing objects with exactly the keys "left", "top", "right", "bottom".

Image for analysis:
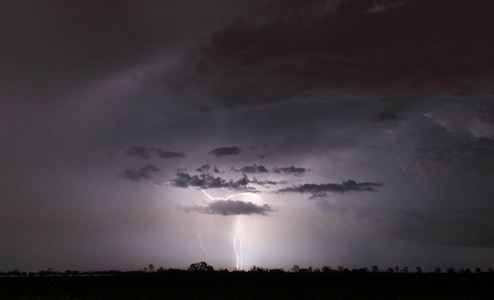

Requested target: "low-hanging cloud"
[
  {"left": 181, "top": 200, "right": 274, "bottom": 216},
  {"left": 170, "top": 170, "right": 251, "bottom": 190},
  {"left": 124, "top": 146, "right": 185, "bottom": 159},
  {"left": 152, "top": 148, "right": 186, "bottom": 159},
  {"left": 272, "top": 166, "right": 307, "bottom": 176},
  {"left": 119, "top": 165, "right": 160, "bottom": 181},
  {"left": 196, "top": 164, "right": 211, "bottom": 173},
  {"left": 279, "top": 179, "right": 382, "bottom": 198},
  {"left": 209, "top": 146, "right": 242, "bottom": 158},
  {"left": 236, "top": 164, "right": 269, "bottom": 174}
]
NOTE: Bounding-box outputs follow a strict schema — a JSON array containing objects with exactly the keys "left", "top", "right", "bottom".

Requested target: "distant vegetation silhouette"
[{"left": 1, "top": 263, "right": 493, "bottom": 277}]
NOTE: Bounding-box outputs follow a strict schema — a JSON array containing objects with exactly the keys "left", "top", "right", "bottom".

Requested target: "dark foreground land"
[{"left": 1, "top": 272, "right": 493, "bottom": 299}]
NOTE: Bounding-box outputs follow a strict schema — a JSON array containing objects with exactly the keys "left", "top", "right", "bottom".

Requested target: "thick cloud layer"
[
  {"left": 236, "top": 164, "right": 269, "bottom": 173},
  {"left": 182, "top": 200, "right": 274, "bottom": 216},
  {"left": 272, "top": 166, "right": 307, "bottom": 176},
  {"left": 209, "top": 146, "right": 242, "bottom": 157},
  {"left": 170, "top": 170, "right": 251, "bottom": 190},
  {"left": 177, "top": 0, "right": 494, "bottom": 106},
  {"left": 279, "top": 180, "right": 382, "bottom": 198}
]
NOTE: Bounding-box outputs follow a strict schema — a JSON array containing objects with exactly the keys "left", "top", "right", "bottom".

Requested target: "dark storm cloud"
[
  {"left": 272, "top": 166, "right": 307, "bottom": 176},
  {"left": 196, "top": 164, "right": 211, "bottom": 173},
  {"left": 119, "top": 165, "right": 160, "bottom": 181},
  {"left": 358, "top": 206, "right": 494, "bottom": 247},
  {"left": 231, "top": 164, "right": 307, "bottom": 175},
  {"left": 369, "top": 110, "right": 400, "bottom": 122},
  {"left": 183, "top": 0, "right": 494, "bottom": 106},
  {"left": 425, "top": 104, "right": 494, "bottom": 140},
  {"left": 124, "top": 147, "right": 185, "bottom": 160},
  {"left": 152, "top": 148, "right": 186, "bottom": 159},
  {"left": 209, "top": 146, "right": 242, "bottom": 157},
  {"left": 170, "top": 170, "right": 252, "bottom": 190},
  {"left": 182, "top": 200, "right": 274, "bottom": 216},
  {"left": 249, "top": 178, "right": 286, "bottom": 187},
  {"left": 125, "top": 146, "right": 153, "bottom": 159},
  {"left": 279, "top": 179, "right": 382, "bottom": 198},
  {"left": 236, "top": 164, "right": 269, "bottom": 173},
  {"left": 406, "top": 142, "right": 494, "bottom": 175}
]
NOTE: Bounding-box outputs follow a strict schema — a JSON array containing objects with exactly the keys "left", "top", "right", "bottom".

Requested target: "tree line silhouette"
[{"left": 1, "top": 262, "right": 493, "bottom": 277}]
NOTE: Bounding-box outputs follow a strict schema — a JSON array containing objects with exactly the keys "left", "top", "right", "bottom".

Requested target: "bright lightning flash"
[
  {"left": 201, "top": 189, "right": 260, "bottom": 270},
  {"left": 196, "top": 233, "right": 208, "bottom": 261},
  {"left": 233, "top": 217, "right": 244, "bottom": 270},
  {"left": 201, "top": 189, "right": 260, "bottom": 201}
]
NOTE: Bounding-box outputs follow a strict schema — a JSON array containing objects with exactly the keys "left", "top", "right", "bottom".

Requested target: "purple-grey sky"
[{"left": 2, "top": 0, "right": 494, "bottom": 272}]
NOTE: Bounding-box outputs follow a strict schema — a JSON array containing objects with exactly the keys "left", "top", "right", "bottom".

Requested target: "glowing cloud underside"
[{"left": 200, "top": 189, "right": 261, "bottom": 270}]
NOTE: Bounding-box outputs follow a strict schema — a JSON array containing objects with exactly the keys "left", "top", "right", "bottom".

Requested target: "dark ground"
[{"left": 1, "top": 272, "right": 493, "bottom": 299}]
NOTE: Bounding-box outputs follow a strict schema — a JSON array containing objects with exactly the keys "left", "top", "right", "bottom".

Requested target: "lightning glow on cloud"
[
  {"left": 201, "top": 189, "right": 260, "bottom": 201},
  {"left": 200, "top": 189, "right": 261, "bottom": 270}
]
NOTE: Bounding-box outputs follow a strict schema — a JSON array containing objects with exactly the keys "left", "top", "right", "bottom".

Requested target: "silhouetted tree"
[
  {"left": 371, "top": 265, "right": 379, "bottom": 273},
  {"left": 322, "top": 266, "right": 333, "bottom": 273},
  {"left": 475, "top": 267, "right": 482, "bottom": 273},
  {"left": 446, "top": 267, "right": 455, "bottom": 274},
  {"left": 148, "top": 264, "right": 154, "bottom": 272},
  {"left": 250, "top": 266, "right": 267, "bottom": 272},
  {"left": 291, "top": 265, "right": 300, "bottom": 273},
  {"left": 188, "top": 261, "right": 213, "bottom": 272},
  {"left": 269, "top": 268, "right": 284, "bottom": 273},
  {"left": 434, "top": 267, "right": 442, "bottom": 274},
  {"left": 488, "top": 267, "right": 493, "bottom": 273},
  {"left": 385, "top": 267, "right": 394, "bottom": 273},
  {"left": 394, "top": 266, "right": 400, "bottom": 273},
  {"left": 415, "top": 267, "right": 422, "bottom": 274}
]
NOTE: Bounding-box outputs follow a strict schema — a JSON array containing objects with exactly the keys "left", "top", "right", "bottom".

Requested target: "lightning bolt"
[
  {"left": 196, "top": 233, "right": 208, "bottom": 261},
  {"left": 201, "top": 189, "right": 260, "bottom": 270},
  {"left": 239, "top": 221, "right": 244, "bottom": 270},
  {"left": 201, "top": 189, "right": 260, "bottom": 201},
  {"left": 233, "top": 217, "right": 245, "bottom": 270},
  {"left": 233, "top": 220, "right": 240, "bottom": 270}
]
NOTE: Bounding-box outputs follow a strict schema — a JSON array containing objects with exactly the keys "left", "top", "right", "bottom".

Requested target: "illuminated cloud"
[
  {"left": 170, "top": 170, "right": 252, "bottom": 190},
  {"left": 181, "top": 200, "right": 274, "bottom": 216}
]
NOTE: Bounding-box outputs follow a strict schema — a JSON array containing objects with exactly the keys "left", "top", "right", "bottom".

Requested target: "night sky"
[{"left": 2, "top": 0, "right": 494, "bottom": 272}]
